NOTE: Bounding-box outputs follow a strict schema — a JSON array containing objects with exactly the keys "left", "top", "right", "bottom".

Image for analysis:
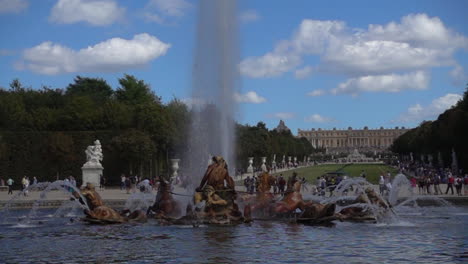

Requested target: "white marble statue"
[
  {"left": 85, "top": 140, "right": 103, "bottom": 166},
  {"left": 261, "top": 157, "right": 267, "bottom": 172},
  {"left": 82, "top": 139, "right": 104, "bottom": 187}
]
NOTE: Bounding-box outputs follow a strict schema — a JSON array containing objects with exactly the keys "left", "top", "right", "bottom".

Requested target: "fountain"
[
  {"left": 0, "top": 180, "right": 89, "bottom": 225},
  {"left": 185, "top": 0, "right": 239, "bottom": 187},
  {"left": 0, "top": 0, "right": 467, "bottom": 262}
]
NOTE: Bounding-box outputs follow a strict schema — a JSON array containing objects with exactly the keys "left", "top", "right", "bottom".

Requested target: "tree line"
[
  {"left": 391, "top": 85, "right": 468, "bottom": 173},
  {"left": 0, "top": 76, "right": 314, "bottom": 185}
]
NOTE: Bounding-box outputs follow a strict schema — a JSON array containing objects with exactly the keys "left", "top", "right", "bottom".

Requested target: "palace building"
[{"left": 297, "top": 126, "right": 410, "bottom": 153}]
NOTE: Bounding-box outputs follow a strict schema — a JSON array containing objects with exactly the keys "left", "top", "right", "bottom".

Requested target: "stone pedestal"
[{"left": 81, "top": 163, "right": 103, "bottom": 188}]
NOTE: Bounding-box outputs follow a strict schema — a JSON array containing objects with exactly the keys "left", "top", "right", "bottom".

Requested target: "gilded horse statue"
[
  {"left": 242, "top": 171, "right": 276, "bottom": 218},
  {"left": 75, "top": 183, "right": 147, "bottom": 224},
  {"left": 147, "top": 178, "right": 181, "bottom": 219}
]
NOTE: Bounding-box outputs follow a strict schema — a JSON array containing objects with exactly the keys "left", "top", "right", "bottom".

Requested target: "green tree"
[
  {"left": 66, "top": 76, "right": 113, "bottom": 104},
  {"left": 115, "top": 75, "right": 159, "bottom": 105}
]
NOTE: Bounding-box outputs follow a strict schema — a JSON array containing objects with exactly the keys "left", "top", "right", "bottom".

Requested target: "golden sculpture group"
[{"left": 75, "top": 156, "right": 391, "bottom": 225}]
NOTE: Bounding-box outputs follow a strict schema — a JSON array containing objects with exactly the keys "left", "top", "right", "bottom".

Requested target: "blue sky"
[{"left": 0, "top": 0, "right": 467, "bottom": 135}]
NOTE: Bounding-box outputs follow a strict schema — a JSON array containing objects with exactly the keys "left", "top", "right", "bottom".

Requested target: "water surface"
[{"left": 1, "top": 207, "right": 467, "bottom": 263}]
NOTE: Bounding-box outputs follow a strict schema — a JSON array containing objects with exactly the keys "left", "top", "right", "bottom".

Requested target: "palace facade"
[{"left": 297, "top": 126, "right": 410, "bottom": 153}]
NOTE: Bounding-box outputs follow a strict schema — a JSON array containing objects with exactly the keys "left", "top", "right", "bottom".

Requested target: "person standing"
[
  {"left": 243, "top": 176, "right": 251, "bottom": 193},
  {"left": 24, "top": 177, "right": 30, "bottom": 196},
  {"left": 7, "top": 177, "right": 14, "bottom": 195},
  {"left": 379, "top": 174, "right": 385, "bottom": 195},
  {"left": 455, "top": 175, "right": 463, "bottom": 196},
  {"left": 99, "top": 174, "right": 105, "bottom": 190},
  {"left": 120, "top": 174, "right": 126, "bottom": 191},
  {"left": 33, "top": 176, "right": 38, "bottom": 185},
  {"left": 445, "top": 173, "right": 454, "bottom": 195},
  {"left": 21, "top": 176, "right": 27, "bottom": 193},
  {"left": 278, "top": 175, "right": 286, "bottom": 196}
]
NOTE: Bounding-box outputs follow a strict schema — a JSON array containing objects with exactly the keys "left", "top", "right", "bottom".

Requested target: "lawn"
[{"left": 270, "top": 163, "right": 399, "bottom": 184}]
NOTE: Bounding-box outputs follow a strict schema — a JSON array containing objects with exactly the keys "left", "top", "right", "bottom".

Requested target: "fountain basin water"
[{"left": 0, "top": 206, "right": 467, "bottom": 263}]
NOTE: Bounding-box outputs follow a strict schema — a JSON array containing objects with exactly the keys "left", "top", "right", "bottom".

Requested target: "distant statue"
[{"left": 85, "top": 140, "right": 103, "bottom": 166}]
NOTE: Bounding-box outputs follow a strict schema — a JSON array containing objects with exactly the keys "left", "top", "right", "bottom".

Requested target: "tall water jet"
[{"left": 186, "top": 0, "right": 239, "bottom": 185}]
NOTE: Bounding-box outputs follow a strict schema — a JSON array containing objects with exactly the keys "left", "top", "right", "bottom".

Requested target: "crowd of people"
[
  {"left": 243, "top": 172, "right": 308, "bottom": 196},
  {"left": 119, "top": 174, "right": 166, "bottom": 194},
  {"left": 399, "top": 161, "right": 468, "bottom": 196}
]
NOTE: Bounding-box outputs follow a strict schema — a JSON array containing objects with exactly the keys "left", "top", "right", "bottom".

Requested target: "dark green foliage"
[
  {"left": 391, "top": 85, "right": 468, "bottom": 172},
  {"left": 66, "top": 76, "right": 113, "bottom": 104},
  {"left": 235, "top": 122, "right": 315, "bottom": 169},
  {"left": 0, "top": 76, "right": 315, "bottom": 185},
  {"left": 115, "top": 75, "right": 159, "bottom": 105}
]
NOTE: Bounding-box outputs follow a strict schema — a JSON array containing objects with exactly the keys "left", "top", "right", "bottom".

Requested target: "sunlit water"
[{"left": 0, "top": 207, "right": 467, "bottom": 264}]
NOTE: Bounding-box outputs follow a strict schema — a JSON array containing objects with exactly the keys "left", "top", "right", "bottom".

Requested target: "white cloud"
[
  {"left": 268, "top": 112, "right": 295, "bottom": 120},
  {"left": 307, "top": 89, "right": 326, "bottom": 97},
  {"left": 20, "top": 33, "right": 170, "bottom": 75},
  {"left": 49, "top": 0, "right": 125, "bottom": 26},
  {"left": 240, "top": 9, "right": 260, "bottom": 24},
  {"left": 295, "top": 66, "right": 313, "bottom": 79},
  {"left": 396, "top": 93, "right": 462, "bottom": 123},
  {"left": 290, "top": 20, "right": 346, "bottom": 55},
  {"left": 305, "top": 114, "right": 334, "bottom": 123},
  {"left": 239, "top": 52, "right": 301, "bottom": 78},
  {"left": 145, "top": 0, "right": 191, "bottom": 24},
  {"left": 239, "top": 13, "right": 468, "bottom": 95},
  {"left": 450, "top": 64, "right": 468, "bottom": 86},
  {"left": 240, "top": 20, "right": 343, "bottom": 78},
  {"left": 234, "top": 91, "right": 266, "bottom": 103},
  {"left": 332, "top": 71, "right": 430, "bottom": 96},
  {"left": 365, "top": 13, "right": 468, "bottom": 49},
  {"left": 323, "top": 40, "right": 452, "bottom": 76},
  {"left": 0, "top": 0, "right": 28, "bottom": 14}
]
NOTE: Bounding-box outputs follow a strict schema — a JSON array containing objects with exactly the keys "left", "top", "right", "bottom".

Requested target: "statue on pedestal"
[
  {"left": 84, "top": 140, "right": 103, "bottom": 166},
  {"left": 82, "top": 140, "right": 104, "bottom": 188}
]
